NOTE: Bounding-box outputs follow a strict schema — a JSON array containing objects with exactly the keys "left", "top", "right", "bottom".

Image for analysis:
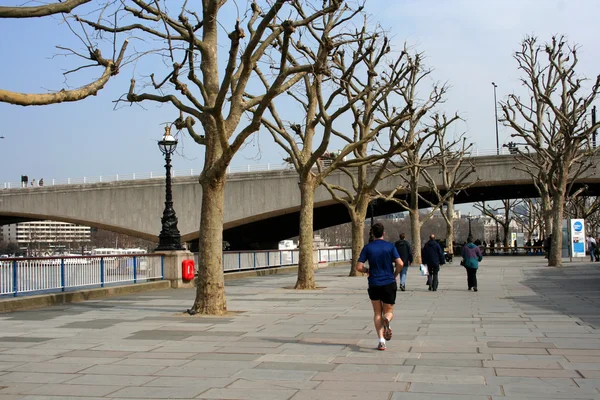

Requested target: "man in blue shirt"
[{"left": 355, "top": 222, "right": 403, "bottom": 351}]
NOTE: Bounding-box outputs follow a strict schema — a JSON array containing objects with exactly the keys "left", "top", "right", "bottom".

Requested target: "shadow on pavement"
[{"left": 510, "top": 263, "right": 600, "bottom": 328}]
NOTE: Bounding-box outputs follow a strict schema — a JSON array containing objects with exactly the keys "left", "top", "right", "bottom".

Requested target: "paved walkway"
[{"left": 1, "top": 257, "right": 600, "bottom": 399}]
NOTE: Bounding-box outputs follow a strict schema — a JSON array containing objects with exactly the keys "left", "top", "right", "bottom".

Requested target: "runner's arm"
[{"left": 355, "top": 262, "right": 369, "bottom": 274}]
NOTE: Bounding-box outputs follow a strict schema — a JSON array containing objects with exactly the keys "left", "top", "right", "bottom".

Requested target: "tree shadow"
[{"left": 508, "top": 264, "right": 600, "bottom": 329}]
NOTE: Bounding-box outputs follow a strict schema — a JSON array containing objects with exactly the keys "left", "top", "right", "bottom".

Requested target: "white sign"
[{"left": 570, "top": 219, "right": 586, "bottom": 257}]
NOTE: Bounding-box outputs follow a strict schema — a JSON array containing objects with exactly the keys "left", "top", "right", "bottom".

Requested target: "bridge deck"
[{"left": 1, "top": 257, "right": 599, "bottom": 399}]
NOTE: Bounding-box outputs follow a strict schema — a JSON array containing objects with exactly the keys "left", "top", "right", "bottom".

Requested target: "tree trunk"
[
  {"left": 295, "top": 177, "right": 316, "bottom": 289},
  {"left": 410, "top": 209, "right": 422, "bottom": 264},
  {"left": 348, "top": 200, "right": 369, "bottom": 277},
  {"left": 541, "top": 193, "right": 553, "bottom": 236},
  {"left": 191, "top": 170, "right": 227, "bottom": 315},
  {"left": 349, "top": 212, "right": 365, "bottom": 277},
  {"left": 445, "top": 197, "right": 455, "bottom": 255},
  {"left": 548, "top": 186, "right": 566, "bottom": 267},
  {"left": 504, "top": 224, "right": 510, "bottom": 247}
]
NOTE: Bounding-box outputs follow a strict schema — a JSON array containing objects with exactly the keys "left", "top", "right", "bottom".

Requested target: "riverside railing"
[
  {"left": 1, "top": 248, "right": 351, "bottom": 297},
  {"left": 0, "top": 254, "right": 164, "bottom": 297},
  {"left": 194, "top": 247, "right": 352, "bottom": 272}
]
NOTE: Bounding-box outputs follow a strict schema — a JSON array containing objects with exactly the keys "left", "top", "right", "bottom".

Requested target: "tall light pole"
[
  {"left": 593, "top": 105, "right": 597, "bottom": 148},
  {"left": 368, "top": 199, "right": 377, "bottom": 242},
  {"left": 467, "top": 212, "right": 473, "bottom": 238},
  {"left": 495, "top": 220, "right": 500, "bottom": 243},
  {"left": 492, "top": 82, "right": 500, "bottom": 155},
  {"left": 156, "top": 126, "right": 184, "bottom": 251}
]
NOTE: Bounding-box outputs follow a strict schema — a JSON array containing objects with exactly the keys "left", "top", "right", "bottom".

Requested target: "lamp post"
[
  {"left": 370, "top": 200, "right": 376, "bottom": 228},
  {"left": 467, "top": 212, "right": 473, "bottom": 238},
  {"left": 492, "top": 82, "right": 500, "bottom": 155},
  {"left": 495, "top": 220, "right": 500, "bottom": 244},
  {"left": 155, "top": 126, "right": 184, "bottom": 251},
  {"left": 368, "top": 199, "right": 377, "bottom": 243},
  {"left": 593, "top": 105, "right": 597, "bottom": 148}
]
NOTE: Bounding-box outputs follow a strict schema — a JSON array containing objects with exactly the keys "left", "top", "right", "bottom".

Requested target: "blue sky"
[{"left": 0, "top": 0, "right": 598, "bottom": 190}]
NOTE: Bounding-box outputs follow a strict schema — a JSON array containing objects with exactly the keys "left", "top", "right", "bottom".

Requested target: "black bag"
[{"left": 460, "top": 260, "right": 464, "bottom": 266}]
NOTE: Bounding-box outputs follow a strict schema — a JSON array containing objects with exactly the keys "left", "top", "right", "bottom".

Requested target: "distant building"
[{"left": 0, "top": 221, "right": 91, "bottom": 254}]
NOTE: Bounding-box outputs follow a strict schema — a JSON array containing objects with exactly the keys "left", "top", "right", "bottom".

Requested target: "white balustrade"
[
  {"left": 194, "top": 247, "right": 351, "bottom": 274},
  {"left": 2, "top": 148, "right": 509, "bottom": 189}
]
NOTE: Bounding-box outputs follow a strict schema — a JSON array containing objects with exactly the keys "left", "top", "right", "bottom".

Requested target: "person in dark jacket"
[
  {"left": 462, "top": 236, "right": 483, "bottom": 291},
  {"left": 543, "top": 234, "right": 552, "bottom": 259},
  {"left": 394, "top": 233, "right": 413, "bottom": 291},
  {"left": 422, "top": 234, "right": 445, "bottom": 291}
]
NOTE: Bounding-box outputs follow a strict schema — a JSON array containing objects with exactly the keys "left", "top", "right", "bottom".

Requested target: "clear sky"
[{"left": 0, "top": 0, "right": 598, "bottom": 190}]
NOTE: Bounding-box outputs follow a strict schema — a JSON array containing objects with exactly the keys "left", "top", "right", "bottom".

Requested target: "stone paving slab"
[{"left": 2, "top": 258, "right": 600, "bottom": 399}]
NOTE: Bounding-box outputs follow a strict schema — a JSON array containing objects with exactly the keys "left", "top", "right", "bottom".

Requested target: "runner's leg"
[
  {"left": 382, "top": 302, "right": 394, "bottom": 324},
  {"left": 371, "top": 299, "right": 384, "bottom": 339}
]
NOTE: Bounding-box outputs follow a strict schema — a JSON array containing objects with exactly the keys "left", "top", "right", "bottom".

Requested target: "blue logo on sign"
[{"left": 573, "top": 221, "right": 583, "bottom": 232}]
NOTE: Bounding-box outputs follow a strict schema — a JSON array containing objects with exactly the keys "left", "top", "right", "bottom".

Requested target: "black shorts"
[{"left": 368, "top": 282, "right": 397, "bottom": 305}]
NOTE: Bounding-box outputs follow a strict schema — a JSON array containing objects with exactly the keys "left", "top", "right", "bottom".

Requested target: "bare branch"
[
  {"left": 0, "top": 0, "right": 90, "bottom": 18},
  {"left": 0, "top": 40, "right": 128, "bottom": 106}
]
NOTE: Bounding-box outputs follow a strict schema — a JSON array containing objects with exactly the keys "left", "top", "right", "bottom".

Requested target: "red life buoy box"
[{"left": 182, "top": 259, "right": 195, "bottom": 280}]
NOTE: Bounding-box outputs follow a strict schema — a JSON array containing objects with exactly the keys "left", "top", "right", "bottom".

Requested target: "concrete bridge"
[{"left": 1, "top": 154, "right": 599, "bottom": 249}]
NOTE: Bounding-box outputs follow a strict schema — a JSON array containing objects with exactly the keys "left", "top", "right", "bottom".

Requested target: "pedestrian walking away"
[
  {"left": 355, "top": 222, "right": 403, "bottom": 351},
  {"left": 462, "top": 236, "right": 483, "bottom": 292},
  {"left": 394, "top": 233, "right": 413, "bottom": 291},
  {"left": 587, "top": 234, "right": 596, "bottom": 262},
  {"left": 543, "top": 234, "right": 552, "bottom": 259},
  {"left": 421, "top": 234, "right": 445, "bottom": 291}
]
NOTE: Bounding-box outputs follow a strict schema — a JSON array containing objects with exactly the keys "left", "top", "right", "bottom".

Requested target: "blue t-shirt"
[{"left": 358, "top": 239, "right": 399, "bottom": 287}]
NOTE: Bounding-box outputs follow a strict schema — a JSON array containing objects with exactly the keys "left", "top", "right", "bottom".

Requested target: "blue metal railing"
[
  {"left": 0, "top": 254, "right": 164, "bottom": 297},
  {"left": 0, "top": 248, "right": 352, "bottom": 298}
]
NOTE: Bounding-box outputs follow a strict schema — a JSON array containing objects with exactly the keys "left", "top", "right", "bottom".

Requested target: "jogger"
[{"left": 355, "top": 222, "right": 403, "bottom": 350}]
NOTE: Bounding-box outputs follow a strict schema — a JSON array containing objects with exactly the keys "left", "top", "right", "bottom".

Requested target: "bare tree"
[
  {"left": 426, "top": 123, "right": 477, "bottom": 255},
  {"left": 70, "top": 0, "right": 348, "bottom": 311},
  {"left": 474, "top": 200, "right": 521, "bottom": 246},
  {"left": 565, "top": 196, "right": 600, "bottom": 236},
  {"left": 512, "top": 198, "right": 542, "bottom": 242},
  {"left": 262, "top": 20, "right": 407, "bottom": 288},
  {"left": 501, "top": 35, "right": 600, "bottom": 266},
  {"left": 378, "top": 92, "right": 460, "bottom": 263},
  {"left": 0, "top": 1, "right": 128, "bottom": 106},
  {"left": 317, "top": 43, "right": 421, "bottom": 277}
]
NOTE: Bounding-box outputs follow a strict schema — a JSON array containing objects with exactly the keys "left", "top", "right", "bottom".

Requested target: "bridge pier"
[{"left": 154, "top": 250, "right": 195, "bottom": 288}]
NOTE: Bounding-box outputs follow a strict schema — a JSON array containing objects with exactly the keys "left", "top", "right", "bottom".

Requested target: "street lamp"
[
  {"left": 593, "top": 105, "right": 597, "bottom": 148},
  {"left": 467, "top": 212, "right": 473, "bottom": 238},
  {"left": 495, "top": 219, "right": 500, "bottom": 243},
  {"left": 492, "top": 82, "right": 500, "bottom": 155},
  {"left": 155, "top": 126, "right": 184, "bottom": 251},
  {"left": 368, "top": 199, "right": 378, "bottom": 243},
  {"left": 370, "top": 200, "right": 376, "bottom": 228}
]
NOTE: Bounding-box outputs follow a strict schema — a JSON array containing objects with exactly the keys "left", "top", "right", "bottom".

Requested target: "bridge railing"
[
  {"left": 0, "top": 254, "right": 164, "bottom": 297},
  {"left": 2, "top": 148, "right": 513, "bottom": 189},
  {"left": 194, "top": 247, "right": 352, "bottom": 272}
]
